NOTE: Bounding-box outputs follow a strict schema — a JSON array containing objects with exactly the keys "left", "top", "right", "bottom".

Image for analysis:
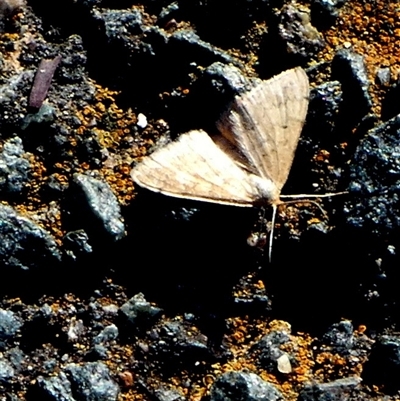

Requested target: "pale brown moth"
[{"left": 131, "top": 67, "right": 330, "bottom": 260}]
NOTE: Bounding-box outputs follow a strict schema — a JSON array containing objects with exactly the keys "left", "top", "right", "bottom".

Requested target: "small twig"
[{"left": 28, "top": 55, "right": 62, "bottom": 110}]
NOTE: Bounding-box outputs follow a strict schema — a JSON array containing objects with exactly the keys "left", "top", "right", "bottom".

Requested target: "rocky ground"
[{"left": 1, "top": 0, "right": 400, "bottom": 400}]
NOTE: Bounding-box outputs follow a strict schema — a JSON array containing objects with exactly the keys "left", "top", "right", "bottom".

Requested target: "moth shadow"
[
  {"left": 119, "top": 190, "right": 261, "bottom": 331},
  {"left": 265, "top": 225, "right": 370, "bottom": 334}
]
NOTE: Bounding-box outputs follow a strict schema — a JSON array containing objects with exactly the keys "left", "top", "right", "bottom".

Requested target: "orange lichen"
[{"left": 319, "top": 0, "right": 400, "bottom": 115}]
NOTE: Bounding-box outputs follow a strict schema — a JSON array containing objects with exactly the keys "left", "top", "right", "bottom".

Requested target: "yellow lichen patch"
[
  {"left": 215, "top": 317, "right": 319, "bottom": 401},
  {"left": 319, "top": 0, "right": 400, "bottom": 115}
]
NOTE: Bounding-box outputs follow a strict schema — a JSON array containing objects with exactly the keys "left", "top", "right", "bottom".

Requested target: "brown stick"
[{"left": 28, "top": 55, "right": 62, "bottom": 110}]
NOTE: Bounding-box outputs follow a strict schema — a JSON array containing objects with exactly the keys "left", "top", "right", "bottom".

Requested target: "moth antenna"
[
  {"left": 268, "top": 204, "right": 278, "bottom": 263},
  {"left": 280, "top": 191, "right": 348, "bottom": 200}
]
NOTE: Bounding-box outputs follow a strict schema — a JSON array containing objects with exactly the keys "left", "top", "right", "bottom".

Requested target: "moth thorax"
[{"left": 250, "top": 175, "right": 280, "bottom": 205}]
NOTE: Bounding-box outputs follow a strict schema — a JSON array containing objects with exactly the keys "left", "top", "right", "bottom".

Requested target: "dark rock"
[
  {"left": 43, "top": 173, "right": 69, "bottom": 199},
  {"left": 35, "top": 372, "right": 75, "bottom": 401},
  {"left": 184, "top": 61, "right": 252, "bottom": 130},
  {"left": 119, "top": 293, "right": 163, "bottom": 329},
  {"left": 204, "top": 62, "right": 252, "bottom": 96},
  {"left": 22, "top": 103, "right": 56, "bottom": 130},
  {"left": 97, "top": 8, "right": 144, "bottom": 42},
  {"left": 0, "top": 203, "right": 62, "bottom": 270},
  {"left": 254, "top": 330, "right": 292, "bottom": 373},
  {"left": 77, "top": 132, "right": 103, "bottom": 169},
  {"left": 297, "top": 377, "right": 361, "bottom": 401},
  {"left": 321, "top": 321, "right": 354, "bottom": 354},
  {"left": 70, "top": 173, "right": 125, "bottom": 242},
  {"left": 232, "top": 273, "right": 271, "bottom": 312},
  {"left": 57, "top": 35, "right": 87, "bottom": 84},
  {"left": 43, "top": 359, "right": 58, "bottom": 373},
  {"left": 345, "top": 115, "right": 400, "bottom": 237},
  {"left": 147, "top": 320, "right": 210, "bottom": 370},
  {"left": 6, "top": 347, "right": 25, "bottom": 371},
  {"left": 0, "top": 358, "right": 14, "bottom": 383},
  {"left": 363, "top": 335, "right": 400, "bottom": 392},
  {"left": 307, "top": 80, "right": 342, "bottom": 137},
  {"left": 0, "top": 70, "right": 33, "bottom": 131},
  {"left": 210, "top": 371, "right": 283, "bottom": 401},
  {"left": 331, "top": 49, "right": 372, "bottom": 128},
  {"left": 65, "top": 361, "right": 119, "bottom": 401},
  {"left": 382, "top": 80, "right": 400, "bottom": 121},
  {"left": 93, "top": 324, "right": 118, "bottom": 345},
  {"left": 88, "top": 344, "right": 108, "bottom": 360},
  {"left": 311, "top": 0, "right": 347, "bottom": 30},
  {"left": 169, "top": 30, "right": 242, "bottom": 67},
  {"left": 0, "top": 309, "right": 23, "bottom": 349},
  {"left": 92, "top": 7, "right": 159, "bottom": 58},
  {"left": 278, "top": 4, "right": 325, "bottom": 60},
  {"left": 63, "top": 230, "right": 93, "bottom": 261},
  {"left": 0, "top": 136, "right": 31, "bottom": 195}
]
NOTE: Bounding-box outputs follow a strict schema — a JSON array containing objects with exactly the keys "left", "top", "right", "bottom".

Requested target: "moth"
[{"left": 131, "top": 67, "right": 314, "bottom": 258}]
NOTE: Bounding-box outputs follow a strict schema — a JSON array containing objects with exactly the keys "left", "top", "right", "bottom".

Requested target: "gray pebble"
[
  {"left": 210, "top": 371, "right": 283, "bottom": 401},
  {"left": 0, "top": 203, "right": 61, "bottom": 270},
  {"left": 72, "top": 173, "right": 125, "bottom": 242},
  {"left": 65, "top": 361, "right": 119, "bottom": 401}
]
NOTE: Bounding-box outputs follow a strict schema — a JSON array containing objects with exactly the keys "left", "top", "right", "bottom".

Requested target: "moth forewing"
[{"left": 130, "top": 129, "right": 274, "bottom": 207}]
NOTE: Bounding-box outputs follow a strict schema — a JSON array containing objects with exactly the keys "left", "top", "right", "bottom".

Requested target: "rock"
[
  {"left": 331, "top": 49, "right": 372, "bottom": 127},
  {"left": 381, "top": 80, "right": 400, "bottom": 120},
  {"left": 311, "top": 0, "right": 348, "bottom": 29},
  {"left": 6, "top": 347, "right": 25, "bottom": 371},
  {"left": 97, "top": 8, "right": 144, "bottom": 42},
  {"left": 363, "top": 335, "right": 400, "bottom": 392},
  {"left": 147, "top": 320, "right": 210, "bottom": 370},
  {"left": 92, "top": 7, "right": 161, "bottom": 58},
  {"left": 375, "top": 67, "right": 391, "bottom": 87},
  {"left": 298, "top": 377, "right": 361, "bottom": 401},
  {"left": 254, "top": 329, "right": 292, "bottom": 374},
  {"left": 0, "top": 309, "right": 23, "bottom": 349},
  {"left": 321, "top": 321, "right": 354, "bottom": 354},
  {"left": 35, "top": 372, "right": 75, "bottom": 401},
  {"left": 153, "top": 387, "right": 185, "bottom": 401},
  {"left": 63, "top": 230, "right": 92, "bottom": 261},
  {"left": 67, "top": 319, "right": 85, "bottom": 343},
  {"left": 307, "top": 81, "right": 342, "bottom": 137},
  {"left": 278, "top": 4, "right": 325, "bottom": 60},
  {"left": 71, "top": 173, "right": 125, "bottom": 242},
  {"left": 345, "top": 115, "right": 400, "bottom": 237},
  {"left": 119, "top": 293, "right": 163, "bottom": 329},
  {"left": 0, "top": 70, "right": 33, "bottom": 130},
  {"left": 88, "top": 344, "right": 108, "bottom": 360},
  {"left": 0, "top": 136, "right": 31, "bottom": 194},
  {"left": 137, "top": 113, "right": 147, "bottom": 129},
  {"left": 158, "top": 2, "right": 180, "bottom": 25},
  {"left": 204, "top": 62, "right": 252, "bottom": 96},
  {"left": 65, "top": 361, "right": 119, "bottom": 401},
  {"left": 22, "top": 103, "right": 56, "bottom": 130},
  {"left": 93, "top": 324, "right": 119, "bottom": 345},
  {"left": 0, "top": 203, "right": 62, "bottom": 270},
  {"left": 169, "top": 30, "right": 241, "bottom": 67},
  {"left": 57, "top": 35, "right": 88, "bottom": 83},
  {"left": 210, "top": 371, "right": 283, "bottom": 401},
  {"left": 0, "top": 357, "right": 15, "bottom": 383}
]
